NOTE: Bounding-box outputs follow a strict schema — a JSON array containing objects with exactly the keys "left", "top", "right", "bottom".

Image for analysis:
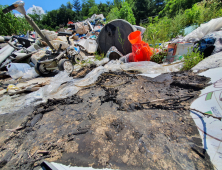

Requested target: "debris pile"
[{"left": 1, "top": 1, "right": 222, "bottom": 170}]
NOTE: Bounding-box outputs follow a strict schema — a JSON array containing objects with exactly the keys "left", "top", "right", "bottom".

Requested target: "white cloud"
[{"left": 27, "top": 5, "right": 45, "bottom": 15}]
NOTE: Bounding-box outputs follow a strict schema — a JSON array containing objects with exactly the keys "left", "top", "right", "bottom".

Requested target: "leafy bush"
[
  {"left": 143, "top": 0, "right": 222, "bottom": 44},
  {"left": 181, "top": 49, "right": 204, "bottom": 71},
  {"left": 143, "top": 13, "right": 185, "bottom": 44},
  {"left": 107, "top": 1, "right": 136, "bottom": 24},
  {"left": 106, "top": 7, "right": 120, "bottom": 22},
  {"left": 119, "top": 1, "right": 136, "bottom": 25},
  {"left": 0, "top": 5, "right": 32, "bottom": 35}
]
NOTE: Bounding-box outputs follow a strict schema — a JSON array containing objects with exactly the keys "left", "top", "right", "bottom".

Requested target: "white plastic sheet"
[
  {"left": 0, "top": 60, "right": 184, "bottom": 114},
  {"left": 190, "top": 67, "right": 222, "bottom": 170},
  {"left": 104, "top": 60, "right": 183, "bottom": 74},
  {"left": 183, "top": 17, "right": 222, "bottom": 42},
  {"left": 7, "top": 63, "right": 38, "bottom": 79}
]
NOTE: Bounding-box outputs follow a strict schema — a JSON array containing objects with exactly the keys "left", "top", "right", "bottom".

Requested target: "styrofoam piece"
[
  {"left": 190, "top": 67, "right": 222, "bottom": 170},
  {"left": 77, "top": 39, "right": 98, "bottom": 53}
]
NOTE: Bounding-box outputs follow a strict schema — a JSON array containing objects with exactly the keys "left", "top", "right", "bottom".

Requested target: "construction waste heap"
[{"left": 0, "top": 1, "right": 222, "bottom": 170}]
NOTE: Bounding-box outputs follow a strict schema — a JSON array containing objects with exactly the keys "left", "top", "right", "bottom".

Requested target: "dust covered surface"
[{"left": 0, "top": 71, "right": 213, "bottom": 170}]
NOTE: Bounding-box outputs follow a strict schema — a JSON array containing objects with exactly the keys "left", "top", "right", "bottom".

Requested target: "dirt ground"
[{"left": 0, "top": 70, "right": 214, "bottom": 170}]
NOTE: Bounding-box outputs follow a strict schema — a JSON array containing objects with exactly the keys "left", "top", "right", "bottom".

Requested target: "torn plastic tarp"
[
  {"left": 89, "top": 14, "right": 104, "bottom": 22},
  {"left": 104, "top": 60, "right": 183, "bottom": 74},
  {"left": 7, "top": 63, "right": 38, "bottom": 79},
  {"left": 183, "top": 17, "right": 222, "bottom": 42},
  {"left": 194, "top": 31, "right": 222, "bottom": 57},
  {"left": 0, "top": 60, "right": 183, "bottom": 114}
]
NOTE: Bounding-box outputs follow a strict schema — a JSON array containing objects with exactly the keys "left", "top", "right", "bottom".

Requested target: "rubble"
[{"left": 1, "top": 1, "right": 222, "bottom": 170}]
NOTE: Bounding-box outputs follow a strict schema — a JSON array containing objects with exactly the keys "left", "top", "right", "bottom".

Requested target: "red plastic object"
[
  {"left": 128, "top": 30, "right": 142, "bottom": 44},
  {"left": 132, "top": 43, "right": 153, "bottom": 61},
  {"left": 128, "top": 31, "right": 153, "bottom": 61}
]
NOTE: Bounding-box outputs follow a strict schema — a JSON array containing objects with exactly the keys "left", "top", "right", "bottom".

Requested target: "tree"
[
  {"left": 106, "top": 7, "right": 120, "bottom": 22},
  {"left": 114, "top": 0, "right": 122, "bottom": 9},
  {"left": 159, "top": 0, "right": 202, "bottom": 18},
  {"left": 41, "top": 10, "right": 58, "bottom": 30},
  {"left": 107, "top": 1, "right": 136, "bottom": 24},
  {"left": 67, "top": 1, "right": 73, "bottom": 9},
  {"left": 81, "top": 0, "right": 96, "bottom": 19},
  {"left": 28, "top": 7, "right": 45, "bottom": 29},
  {"left": 0, "top": 5, "right": 32, "bottom": 35},
  {"left": 88, "top": 5, "right": 99, "bottom": 17},
  {"left": 133, "top": 0, "right": 165, "bottom": 24},
  {"left": 119, "top": 1, "right": 136, "bottom": 24},
  {"left": 73, "top": 0, "right": 81, "bottom": 13}
]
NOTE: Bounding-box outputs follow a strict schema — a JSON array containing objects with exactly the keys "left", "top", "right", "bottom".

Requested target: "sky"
[{"left": 1, "top": 0, "right": 108, "bottom": 14}]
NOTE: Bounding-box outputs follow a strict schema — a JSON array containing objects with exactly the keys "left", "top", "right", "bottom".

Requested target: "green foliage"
[
  {"left": 159, "top": 0, "right": 202, "bottom": 18},
  {"left": 150, "top": 44, "right": 167, "bottom": 64},
  {"left": 143, "top": 0, "right": 222, "bottom": 44},
  {"left": 41, "top": 4, "right": 76, "bottom": 30},
  {"left": 133, "top": 0, "right": 165, "bottom": 24},
  {"left": 150, "top": 53, "right": 166, "bottom": 64},
  {"left": 73, "top": 0, "right": 81, "bottom": 13},
  {"left": 0, "top": 5, "right": 32, "bottom": 35},
  {"left": 107, "top": 7, "right": 120, "bottom": 22},
  {"left": 119, "top": 1, "right": 136, "bottom": 25},
  {"left": 95, "top": 52, "right": 105, "bottom": 61},
  {"left": 88, "top": 5, "right": 99, "bottom": 17},
  {"left": 181, "top": 49, "right": 204, "bottom": 71},
  {"left": 107, "top": 1, "right": 136, "bottom": 24},
  {"left": 67, "top": 1, "right": 73, "bottom": 9},
  {"left": 114, "top": 0, "right": 122, "bottom": 9},
  {"left": 81, "top": 0, "right": 96, "bottom": 18},
  {"left": 143, "top": 14, "right": 185, "bottom": 44},
  {"left": 98, "top": 2, "right": 113, "bottom": 17},
  {"left": 117, "top": 27, "right": 126, "bottom": 54}
]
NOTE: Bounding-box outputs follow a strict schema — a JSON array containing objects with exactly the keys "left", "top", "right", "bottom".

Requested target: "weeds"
[
  {"left": 151, "top": 52, "right": 167, "bottom": 64},
  {"left": 142, "top": 0, "right": 222, "bottom": 44},
  {"left": 181, "top": 49, "right": 204, "bottom": 71},
  {"left": 117, "top": 27, "right": 126, "bottom": 54},
  {"left": 95, "top": 52, "right": 105, "bottom": 61}
]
